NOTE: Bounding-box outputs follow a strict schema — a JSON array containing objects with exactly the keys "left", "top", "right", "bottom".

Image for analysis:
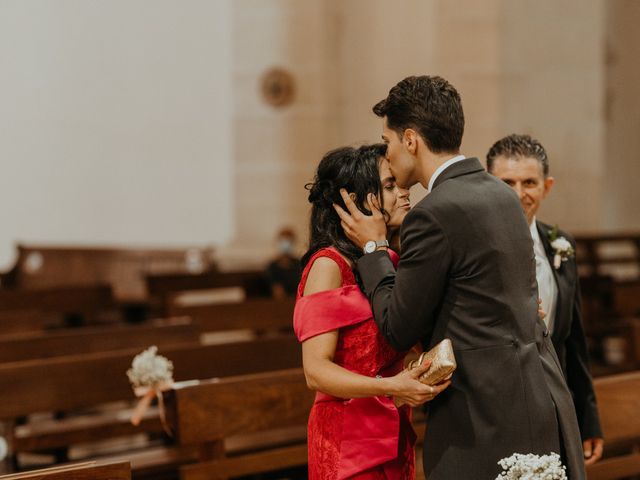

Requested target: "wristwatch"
[{"left": 363, "top": 239, "right": 389, "bottom": 254}]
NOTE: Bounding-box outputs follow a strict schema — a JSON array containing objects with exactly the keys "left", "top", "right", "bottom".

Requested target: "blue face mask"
[{"left": 278, "top": 238, "right": 294, "bottom": 255}]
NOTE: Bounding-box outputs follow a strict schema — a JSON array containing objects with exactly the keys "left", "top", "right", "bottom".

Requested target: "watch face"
[{"left": 364, "top": 241, "right": 376, "bottom": 254}]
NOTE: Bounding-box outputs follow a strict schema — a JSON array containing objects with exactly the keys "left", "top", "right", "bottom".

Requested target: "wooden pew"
[
  {"left": 611, "top": 281, "right": 640, "bottom": 317},
  {"left": 0, "top": 285, "right": 117, "bottom": 333},
  {"left": 162, "top": 368, "right": 313, "bottom": 480},
  {"left": 0, "top": 336, "right": 301, "bottom": 462},
  {"left": 586, "top": 371, "right": 640, "bottom": 479},
  {"left": 0, "top": 311, "right": 58, "bottom": 336},
  {"left": 146, "top": 269, "right": 271, "bottom": 316},
  {"left": 0, "top": 317, "right": 199, "bottom": 363},
  {"left": 0, "top": 461, "right": 130, "bottom": 480},
  {"left": 168, "top": 298, "right": 294, "bottom": 333},
  {"left": 574, "top": 236, "right": 640, "bottom": 370},
  {"left": 0, "top": 285, "right": 117, "bottom": 331},
  {"left": 575, "top": 233, "right": 640, "bottom": 280},
  {"left": 147, "top": 269, "right": 270, "bottom": 305},
  {"left": 0, "top": 285, "right": 113, "bottom": 314},
  {"left": 4, "top": 244, "right": 216, "bottom": 302},
  {"left": 630, "top": 319, "right": 640, "bottom": 367}
]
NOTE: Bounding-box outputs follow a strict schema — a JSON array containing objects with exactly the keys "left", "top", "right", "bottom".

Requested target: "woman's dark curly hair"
[{"left": 301, "top": 144, "right": 388, "bottom": 268}]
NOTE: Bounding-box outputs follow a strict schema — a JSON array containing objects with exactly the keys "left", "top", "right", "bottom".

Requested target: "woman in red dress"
[{"left": 294, "top": 145, "right": 450, "bottom": 479}]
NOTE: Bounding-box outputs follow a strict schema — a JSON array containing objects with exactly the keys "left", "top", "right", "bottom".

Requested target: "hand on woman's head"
[{"left": 303, "top": 143, "right": 397, "bottom": 266}]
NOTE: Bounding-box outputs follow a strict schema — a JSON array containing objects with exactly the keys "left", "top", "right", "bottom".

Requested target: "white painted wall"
[
  {"left": 498, "top": 0, "right": 607, "bottom": 232},
  {"left": 0, "top": 0, "right": 233, "bottom": 268},
  {"left": 604, "top": 0, "right": 640, "bottom": 231},
  {"left": 0, "top": 1, "right": 636, "bottom": 271}
]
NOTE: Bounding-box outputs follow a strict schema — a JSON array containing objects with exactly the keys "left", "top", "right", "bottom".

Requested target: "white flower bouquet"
[
  {"left": 495, "top": 452, "right": 567, "bottom": 480},
  {"left": 127, "top": 345, "right": 174, "bottom": 389},
  {"left": 127, "top": 346, "right": 174, "bottom": 431}
]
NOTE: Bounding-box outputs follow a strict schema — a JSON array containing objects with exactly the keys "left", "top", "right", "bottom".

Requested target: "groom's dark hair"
[{"left": 373, "top": 75, "right": 464, "bottom": 154}]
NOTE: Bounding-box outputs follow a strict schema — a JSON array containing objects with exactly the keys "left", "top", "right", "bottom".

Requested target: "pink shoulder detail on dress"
[{"left": 293, "top": 284, "right": 372, "bottom": 342}]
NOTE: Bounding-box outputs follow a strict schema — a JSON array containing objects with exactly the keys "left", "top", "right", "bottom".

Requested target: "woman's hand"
[{"left": 387, "top": 360, "right": 451, "bottom": 407}]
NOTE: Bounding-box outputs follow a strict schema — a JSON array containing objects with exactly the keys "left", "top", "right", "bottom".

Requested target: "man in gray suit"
[
  {"left": 334, "top": 76, "right": 585, "bottom": 479},
  {"left": 487, "top": 133, "right": 604, "bottom": 466}
]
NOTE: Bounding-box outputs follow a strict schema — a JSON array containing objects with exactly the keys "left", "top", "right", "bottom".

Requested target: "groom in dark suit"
[
  {"left": 487, "top": 133, "right": 604, "bottom": 466},
  {"left": 334, "top": 76, "right": 585, "bottom": 479}
]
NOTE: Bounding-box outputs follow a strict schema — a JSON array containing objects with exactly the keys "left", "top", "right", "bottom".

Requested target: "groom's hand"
[{"left": 333, "top": 189, "right": 387, "bottom": 250}]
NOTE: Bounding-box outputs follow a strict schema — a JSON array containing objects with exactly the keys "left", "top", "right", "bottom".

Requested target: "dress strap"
[{"left": 298, "top": 247, "right": 356, "bottom": 297}]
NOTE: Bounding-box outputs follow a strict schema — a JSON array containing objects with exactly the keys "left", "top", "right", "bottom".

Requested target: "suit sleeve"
[
  {"left": 356, "top": 207, "right": 451, "bottom": 351},
  {"left": 565, "top": 252, "right": 603, "bottom": 440}
]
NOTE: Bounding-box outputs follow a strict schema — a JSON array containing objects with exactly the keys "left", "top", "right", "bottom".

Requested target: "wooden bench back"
[
  {"left": 0, "top": 310, "right": 59, "bottom": 335},
  {"left": 160, "top": 369, "right": 312, "bottom": 480},
  {"left": 586, "top": 371, "right": 640, "bottom": 480},
  {"left": 0, "top": 461, "right": 130, "bottom": 480},
  {"left": 0, "top": 285, "right": 113, "bottom": 314},
  {"left": 575, "top": 233, "right": 640, "bottom": 280},
  {"left": 8, "top": 244, "right": 216, "bottom": 301},
  {"left": 147, "top": 269, "right": 270, "bottom": 302},
  {"left": 168, "top": 298, "right": 294, "bottom": 332},
  {"left": 165, "top": 368, "right": 312, "bottom": 445},
  {"left": 0, "top": 317, "right": 200, "bottom": 363},
  {"left": 0, "top": 336, "right": 301, "bottom": 420},
  {"left": 594, "top": 371, "right": 640, "bottom": 443}
]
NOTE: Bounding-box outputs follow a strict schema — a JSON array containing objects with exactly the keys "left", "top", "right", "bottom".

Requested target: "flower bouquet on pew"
[
  {"left": 495, "top": 452, "right": 567, "bottom": 479},
  {"left": 127, "top": 346, "right": 174, "bottom": 434}
]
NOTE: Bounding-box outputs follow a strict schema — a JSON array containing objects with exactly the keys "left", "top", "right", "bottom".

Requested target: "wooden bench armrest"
[
  {"left": 0, "top": 461, "right": 131, "bottom": 480},
  {"left": 96, "top": 446, "right": 197, "bottom": 477},
  {"left": 585, "top": 452, "right": 640, "bottom": 479}
]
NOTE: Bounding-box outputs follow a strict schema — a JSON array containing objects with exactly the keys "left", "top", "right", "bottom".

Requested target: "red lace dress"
[{"left": 293, "top": 247, "right": 415, "bottom": 480}]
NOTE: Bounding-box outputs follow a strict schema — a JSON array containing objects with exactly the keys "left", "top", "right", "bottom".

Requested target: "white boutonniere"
[
  {"left": 549, "top": 225, "right": 574, "bottom": 270},
  {"left": 496, "top": 452, "right": 567, "bottom": 479}
]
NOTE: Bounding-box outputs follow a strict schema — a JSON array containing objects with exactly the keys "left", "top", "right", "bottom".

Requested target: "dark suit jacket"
[
  {"left": 357, "top": 159, "right": 585, "bottom": 480},
  {"left": 537, "top": 220, "right": 603, "bottom": 440}
]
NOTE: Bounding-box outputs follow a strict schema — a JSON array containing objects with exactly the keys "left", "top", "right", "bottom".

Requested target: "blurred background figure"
[{"left": 266, "top": 227, "right": 301, "bottom": 299}]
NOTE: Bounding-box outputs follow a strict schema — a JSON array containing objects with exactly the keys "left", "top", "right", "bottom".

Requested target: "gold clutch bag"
[{"left": 408, "top": 339, "right": 457, "bottom": 386}]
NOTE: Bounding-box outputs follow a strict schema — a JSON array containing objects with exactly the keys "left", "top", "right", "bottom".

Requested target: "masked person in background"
[{"left": 266, "top": 227, "right": 302, "bottom": 299}]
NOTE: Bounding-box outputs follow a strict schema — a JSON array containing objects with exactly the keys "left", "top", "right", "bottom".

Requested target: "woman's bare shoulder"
[{"left": 303, "top": 256, "right": 343, "bottom": 296}]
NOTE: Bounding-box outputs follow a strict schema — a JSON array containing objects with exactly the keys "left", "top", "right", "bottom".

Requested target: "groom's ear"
[{"left": 403, "top": 128, "right": 418, "bottom": 155}]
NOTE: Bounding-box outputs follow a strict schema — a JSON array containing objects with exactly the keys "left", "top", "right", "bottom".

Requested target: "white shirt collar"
[
  {"left": 427, "top": 155, "right": 466, "bottom": 192},
  {"left": 529, "top": 216, "right": 548, "bottom": 259},
  {"left": 528, "top": 216, "right": 558, "bottom": 332},
  {"left": 529, "top": 217, "right": 540, "bottom": 242}
]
